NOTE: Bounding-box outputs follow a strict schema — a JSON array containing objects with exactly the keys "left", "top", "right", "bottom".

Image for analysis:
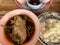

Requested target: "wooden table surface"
[{"left": 0, "top": 0, "right": 60, "bottom": 45}]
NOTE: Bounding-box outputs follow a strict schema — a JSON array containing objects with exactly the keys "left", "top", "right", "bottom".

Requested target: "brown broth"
[
  {"left": 29, "top": 0, "right": 41, "bottom": 5},
  {"left": 4, "top": 15, "right": 35, "bottom": 45}
]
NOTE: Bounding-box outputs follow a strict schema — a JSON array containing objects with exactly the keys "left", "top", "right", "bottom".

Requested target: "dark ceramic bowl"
[{"left": 38, "top": 12, "right": 60, "bottom": 45}]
